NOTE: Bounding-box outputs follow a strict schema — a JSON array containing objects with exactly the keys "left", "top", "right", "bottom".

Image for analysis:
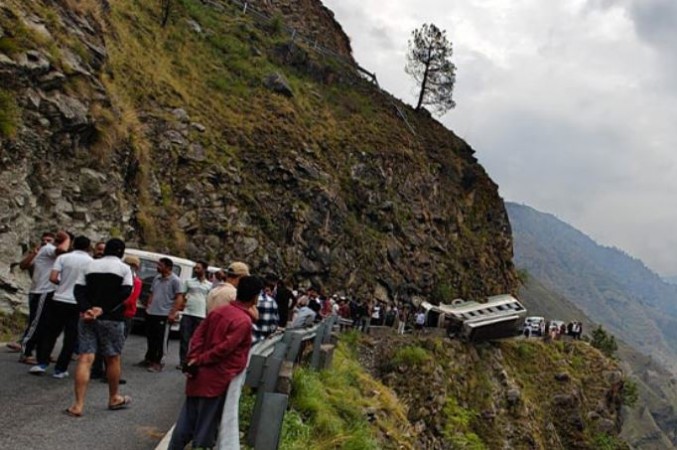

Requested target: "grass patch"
[
  {"left": 0, "top": 89, "right": 19, "bottom": 138},
  {"left": 392, "top": 345, "right": 432, "bottom": 366},
  {"left": 0, "top": 312, "right": 25, "bottom": 342},
  {"left": 442, "top": 397, "right": 485, "bottom": 450},
  {"left": 286, "top": 342, "right": 414, "bottom": 450}
]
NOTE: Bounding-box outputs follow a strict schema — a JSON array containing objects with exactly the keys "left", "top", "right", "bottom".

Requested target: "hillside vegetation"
[
  {"left": 237, "top": 332, "right": 630, "bottom": 449},
  {"left": 0, "top": 0, "right": 516, "bottom": 312}
]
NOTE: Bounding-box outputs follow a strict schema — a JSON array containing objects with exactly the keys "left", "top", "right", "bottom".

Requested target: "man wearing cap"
[{"left": 207, "top": 262, "right": 249, "bottom": 313}]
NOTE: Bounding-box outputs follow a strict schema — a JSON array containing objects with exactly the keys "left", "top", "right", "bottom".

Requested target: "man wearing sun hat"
[{"left": 206, "top": 262, "right": 249, "bottom": 313}]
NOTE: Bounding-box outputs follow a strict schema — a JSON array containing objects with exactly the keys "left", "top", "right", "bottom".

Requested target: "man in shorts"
[{"left": 65, "top": 238, "right": 133, "bottom": 417}]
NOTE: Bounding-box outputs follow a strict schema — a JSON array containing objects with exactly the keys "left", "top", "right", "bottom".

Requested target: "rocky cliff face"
[
  {"left": 362, "top": 334, "right": 630, "bottom": 450},
  {"left": 0, "top": 0, "right": 517, "bottom": 313}
]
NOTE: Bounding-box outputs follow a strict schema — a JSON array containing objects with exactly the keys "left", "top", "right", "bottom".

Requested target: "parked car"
[
  {"left": 523, "top": 316, "right": 546, "bottom": 337},
  {"left": 125, "top": 249, "right": 195, "bottom": 334}
]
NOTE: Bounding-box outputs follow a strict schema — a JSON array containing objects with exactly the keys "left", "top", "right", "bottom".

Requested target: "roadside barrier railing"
[{"left": 244, "top": 315, "right": 339, "bottom": 450}]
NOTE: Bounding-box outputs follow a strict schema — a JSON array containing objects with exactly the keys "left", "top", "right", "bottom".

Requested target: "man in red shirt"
[{"left": 168, "top": 275, "right": 263, "bottom": 450}]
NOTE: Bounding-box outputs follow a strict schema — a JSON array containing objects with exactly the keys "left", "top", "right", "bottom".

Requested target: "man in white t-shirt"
[
  {"left": 31, "top": 236, "right": 93, "bottom": 377},
  {"left": 169, "top": 260, "right": 212, "bottom": 367},
  {"left": 17, "top": 231, "right": 70, "bottom": 363}
]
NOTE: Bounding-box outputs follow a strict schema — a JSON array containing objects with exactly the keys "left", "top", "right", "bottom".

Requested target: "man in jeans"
[
  {"left": 169, "top": 260, "right": 212, "bottom": 368},
  {"left": 65, "top": 238, "right": 133, "bottom": 417},
  {"left": 143, "top": 257, "right": 182, "bottom": 373},
  {"left": 30, "top": 235, "right": 93, "bottom": 378}
]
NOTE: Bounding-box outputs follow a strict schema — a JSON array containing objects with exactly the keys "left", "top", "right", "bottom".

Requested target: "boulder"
[
  {"left": 171, "top": 108, "right": 190, "bottom": 123},
  {"left": 79, "top": 168, "right": 108, "bottom": 197},
  {"left": 186, "top": 19, "right": 203, "bottom": 34},
  {"left": 555, "top": 372, "right": 571, "bottom": 382},
  {"left": 263, "top": 73, "right": 294, "bottom": 97},
  {"left": 44, "top": 92, "right": 89, "bottom": 129},
  {"left": 17, "top": 50, "right": 50, "bottom": 74},
  {"left": 39, "top": 71, "right": 66, "bottom": 90},
  {"left": 506, "top": 388, "right": 521, "bottom": 406}
]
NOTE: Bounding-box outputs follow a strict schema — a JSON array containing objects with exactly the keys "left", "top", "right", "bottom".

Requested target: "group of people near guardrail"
[{"left": 6, "top": 230, "right": 390, "bottom": 449}]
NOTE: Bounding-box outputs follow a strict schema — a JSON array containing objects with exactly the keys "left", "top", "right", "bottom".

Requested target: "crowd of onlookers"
[{"left": 5, "top": 230, "right": 433, "bottom": 450}]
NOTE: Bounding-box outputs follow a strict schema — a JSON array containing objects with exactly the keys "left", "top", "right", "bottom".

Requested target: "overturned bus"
[{"left": 422, "top": 294, "right": 527, "bottom": 342}]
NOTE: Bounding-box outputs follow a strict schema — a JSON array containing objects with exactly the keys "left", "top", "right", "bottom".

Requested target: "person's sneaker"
[
  {"left": 147, "top": 363, "right": 163, "bottom": 373},
  {"left": 52, "top": 371, "right": 69, "bottom": 379},
  {"left": 19, "top": 355, "right": 38, "bottom": 365},
  {"left": 29, "top": 364, "right": 47, "bottom": 375}
]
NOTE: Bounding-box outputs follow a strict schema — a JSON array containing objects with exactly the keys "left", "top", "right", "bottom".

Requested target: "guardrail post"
[
  {"left": 253, "top": 393, "right": 288, "bottom": 450},
  {"left": 310, "top": 322, "right": 327, "bottom": 370},
  {"left": 285, "top": 331, "right": 304, "bottom": 362},
  {"left": 271, "top": 340, "right": 289, "bottom": 359},
  {"left": 247, "top": 356, "right": 284, "bottom": 447},
  {"left": 245, "top": 354, "right": 266, "bottom": 388}
]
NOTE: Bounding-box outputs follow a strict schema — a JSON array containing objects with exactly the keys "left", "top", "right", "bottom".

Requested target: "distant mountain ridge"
[{"left": 506, "top": 202, "right": 677, "bottom": 369}]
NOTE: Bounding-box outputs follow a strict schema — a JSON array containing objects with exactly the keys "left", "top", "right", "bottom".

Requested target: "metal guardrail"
[{"left": 244, "top": 315, "right": 339, "bottom": 450}]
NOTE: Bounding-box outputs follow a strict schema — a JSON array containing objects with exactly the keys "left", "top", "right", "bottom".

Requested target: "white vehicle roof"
[
  {"left": 525, "top": 316, "right": 545, "bottom": 321},
  {"left": 124, "top": 248, "right": 196, "bottom": 268}
]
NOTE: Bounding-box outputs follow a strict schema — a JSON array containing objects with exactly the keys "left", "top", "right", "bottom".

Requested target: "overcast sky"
[{"left": 324, "top": 0, "right": 677, "bottom": 276}]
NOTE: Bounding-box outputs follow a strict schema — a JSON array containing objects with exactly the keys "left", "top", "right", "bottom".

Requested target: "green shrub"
[
  {"left": 442, "top": 397, "right": 485, "bottom": 450},
  {"left": 590, "top": 325, "right": 618, "bottom": 357},
  {"left": 593, "top": 433, "right": 625, "bottom": 450},
  {"left": 622, "top": 378, "right": 639, "bottom": 407},
  {"left": 392, "top": 345, "right": 432, "bottom": 366}
]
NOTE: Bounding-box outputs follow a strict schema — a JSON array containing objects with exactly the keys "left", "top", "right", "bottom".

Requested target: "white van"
[
  {"left": 124, "top": 249, "right": 196, "bottom": 333},
  {"left": 524, "top": 316, "right": 546, "bottom": 337}
]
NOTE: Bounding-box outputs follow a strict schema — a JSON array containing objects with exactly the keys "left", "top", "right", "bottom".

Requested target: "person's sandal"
[
  {"left": 63, "top": 408, "right": 82, "bottom": 418},
  {"left": 108, "top": 395, "right": 132, "bottom": 410}
]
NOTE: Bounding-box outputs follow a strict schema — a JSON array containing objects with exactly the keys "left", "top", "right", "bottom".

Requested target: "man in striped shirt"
[{"left": 252, "top": 279, "right": 279, "bottom": 343}]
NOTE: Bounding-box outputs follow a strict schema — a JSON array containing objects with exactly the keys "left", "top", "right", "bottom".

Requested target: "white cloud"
[{"left": 323, "top": 0, "right": 677, "bottom": 274}]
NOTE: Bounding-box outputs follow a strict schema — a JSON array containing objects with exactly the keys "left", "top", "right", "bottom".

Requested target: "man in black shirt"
[{"left": 65, "top": 239, "right": 133, "bottom": 417}]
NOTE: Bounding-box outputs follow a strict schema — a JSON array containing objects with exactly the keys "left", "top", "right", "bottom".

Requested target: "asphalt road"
[{"left": 0, "top": 333, "right": 185, "bottom": 450}]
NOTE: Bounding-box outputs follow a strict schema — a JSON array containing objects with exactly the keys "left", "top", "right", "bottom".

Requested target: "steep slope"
[
  {"left": 519, "top": 276, "right": 677, "bottom": 449},
  {"left": 361, "top": 334, "right": 629, "bottom": 450},
  {"left": 0, "top": 0, "right": 517, "bottom": 312},
  {"left": 506, "top": 202, "right": 677, "bottom": 369}
]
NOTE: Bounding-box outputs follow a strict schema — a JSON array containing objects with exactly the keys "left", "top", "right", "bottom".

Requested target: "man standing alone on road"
[
  {"left": 169, "top": 260, "right": 212, "bottom": 368},
  {"left": 144, "top": 258, "right": 182, "bottom": 373},
  {"left": 168, "top": 276, "right": 263, "bottom": 450},
  {"left": 66, "top": 238, "right": 133, "bottom": 417}
]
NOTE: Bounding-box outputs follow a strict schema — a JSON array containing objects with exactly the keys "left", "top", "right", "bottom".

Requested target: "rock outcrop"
[
  {"left": 0, "top": 0, "right": 517, "bottom": 313},
  {"left": 363, "top": 335, "right": 629, "bottom": 449}
]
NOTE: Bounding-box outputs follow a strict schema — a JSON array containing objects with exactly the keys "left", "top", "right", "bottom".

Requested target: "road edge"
[{"left": 155, "top": 425, "right": 174, "bottom": 450}]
